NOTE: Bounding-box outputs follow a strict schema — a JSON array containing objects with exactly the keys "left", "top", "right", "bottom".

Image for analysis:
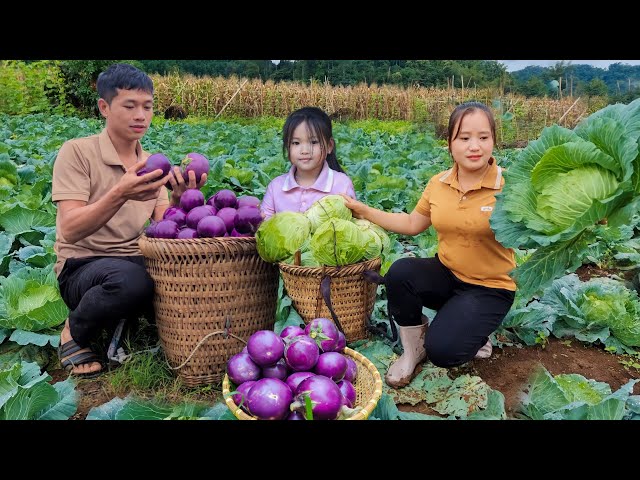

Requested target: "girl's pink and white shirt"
[{"left": 260, "top": 161, "right": 356, "bottom": 219}]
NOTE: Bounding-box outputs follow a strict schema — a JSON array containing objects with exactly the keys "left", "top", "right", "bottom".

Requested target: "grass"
[
  {"left": 152, "top": 114, "right": 420, "bottom": 136},
  {"left": 619, "top": 353, "right": 640, "bottom": 372},
  {"left": 156, "top": 114, "right": 284, "bottom": 130},
  {"left": 100, "top": 319, "right": 224, "bottom": 405},
  {"left": 337, "top": 118, "right": 417, "bottom": 135},
  {"left": 108, "top": 348, "right": 176, "bottom": 396}
]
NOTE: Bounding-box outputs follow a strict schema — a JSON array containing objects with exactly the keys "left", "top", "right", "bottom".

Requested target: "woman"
[{"left": 341, "top": 101, "right": 516, "bottom": 388}]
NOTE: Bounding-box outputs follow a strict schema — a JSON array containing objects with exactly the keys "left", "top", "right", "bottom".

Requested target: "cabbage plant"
[
  {"left": 0, "top": 265, "right": 68, "bottom": 332},
  {"left": 0, "top": 157, "right": 18, "bottom": 187},
  {"left": 518, "top": 364, "right": 639, "bottom": 420},
  {"left": 541, "top": 274, "right": 640, "bottom": 351},
  {"left": 490, "top": 99, "right": 640, "bottom": 298}
]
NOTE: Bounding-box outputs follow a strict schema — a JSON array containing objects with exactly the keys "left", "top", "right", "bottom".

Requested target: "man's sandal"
[{"left": 58, "top": 338, "right": 105, "bottom": 379}]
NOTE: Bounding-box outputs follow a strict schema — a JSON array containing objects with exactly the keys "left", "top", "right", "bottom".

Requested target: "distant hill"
[
  {"left": 136, "top": 60, "right": 640, "bottom": 100},
  {"left": 511, "top": 62, "right": 640, "bottom": 97}
]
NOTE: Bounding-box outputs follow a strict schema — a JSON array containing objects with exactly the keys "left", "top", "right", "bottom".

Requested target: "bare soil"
[
  {"left": 50, "top": 264, "right": 640, "bottom": 420},
  {"left": 50, "top": 335, "right": 640, "bottom": 420},
  {"left": 428, "top": 337, "right": 638, "bottom": 417}
]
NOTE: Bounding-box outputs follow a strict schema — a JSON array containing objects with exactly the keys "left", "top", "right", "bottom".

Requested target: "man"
[{"left": 52, "top": 63, "right": 206, "bottom": 377}]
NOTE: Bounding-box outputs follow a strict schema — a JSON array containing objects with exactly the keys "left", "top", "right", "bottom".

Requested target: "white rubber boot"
[
  {"left": 385, "top": 319, "right": 428, "bottom": 388},
  {"left": 474, "top": 339, "right": 493, "bottom": 359}
]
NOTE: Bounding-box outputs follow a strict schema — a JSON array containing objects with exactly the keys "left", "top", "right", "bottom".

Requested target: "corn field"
[{"left": 152, "top": 73, "right": 610, "bottom": 145}]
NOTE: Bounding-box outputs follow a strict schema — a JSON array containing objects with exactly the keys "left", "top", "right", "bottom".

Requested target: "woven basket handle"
[
  {"left": 362, "top": 269, "right": 385, "bottom": 285},
  {"left": 320, "top": 275, "right": 345, "bottom": 335},
  {"left": 360, "top": 269, "right": 398, "bottom": 343}
]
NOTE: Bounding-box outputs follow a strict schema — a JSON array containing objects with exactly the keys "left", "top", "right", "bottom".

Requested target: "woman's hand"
[
  {"left": 340, "top": 193, "right": 369, "bottom": 219},
  {"left": 341, "top": 193, "right": 431, "bottom": 235},
  {"left": 168, "top": 166, "right": 208, "bottom": 206}
]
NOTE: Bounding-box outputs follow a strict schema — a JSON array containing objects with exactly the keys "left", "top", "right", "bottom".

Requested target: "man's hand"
[
  {"left": 167, "top": 166, "right": 208, "bottom": 206},
  {"left": 117, "top": 159, "right": 170, "bottom": 202}
]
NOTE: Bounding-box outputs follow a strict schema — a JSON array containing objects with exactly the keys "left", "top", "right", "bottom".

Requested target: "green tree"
[
  {"left": 58, "top": 60, "right": 144, "bottom": 117},
  {"left": 582, "top": 78, "right": 608, "bottom": 97},
  {"left": 0, "top": 60, "right": 70, "bottom": 114},
  {"left": 518, "top": 76, "right": 548, "bottom": 97}
]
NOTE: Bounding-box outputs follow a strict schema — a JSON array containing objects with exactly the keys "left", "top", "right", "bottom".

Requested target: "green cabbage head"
[
  {"left": 489, "top": 98, "right": 640, "bottom": 297},
  {"left": 310, "top": 218, "right": 366, "bottom": 266},
  {"left": 0, "top": 156, "right": 18, "bottom": 188},
  {"left": 580, "top": 279, "right": 640, "bottom": 347},
  {"left": 541, "top": 274, "right": 640, "bottom": 349},
  {"left": 304, "top": 195, "right": 352, "bottom": 233},
  {"left": 352, "top": 218, "right": 390, "bottom": 260},
  {"left": 255, "top": 212, "right": 311, "bottom": 263}
]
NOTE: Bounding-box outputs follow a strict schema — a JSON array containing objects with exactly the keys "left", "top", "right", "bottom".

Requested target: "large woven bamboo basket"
[
  {"left": 139, "top": 235, "right": 279, "bottom": 386},
  {"left": 278, "top": 257, "right": 381, "bottom": 343},
  {"left": 222, "top": 347, "right": 383, "bottom": 420}
]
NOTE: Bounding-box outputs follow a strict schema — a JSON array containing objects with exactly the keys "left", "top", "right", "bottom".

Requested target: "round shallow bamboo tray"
[{"left": 222, "top": 347, "right": 383, "bottom": 420}]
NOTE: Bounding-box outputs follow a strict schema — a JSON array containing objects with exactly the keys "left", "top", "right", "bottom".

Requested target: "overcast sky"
[{"left": 498, "top": 60, "right": 640, "bottom": 72}]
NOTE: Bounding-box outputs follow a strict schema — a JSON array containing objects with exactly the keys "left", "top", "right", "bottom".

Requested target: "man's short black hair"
[{"left": 96, "top": 63, "right": 154, "bottom": 104}]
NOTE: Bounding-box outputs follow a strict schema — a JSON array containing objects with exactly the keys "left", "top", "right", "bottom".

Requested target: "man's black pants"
[
  {"left": 58, "top": 256, "right": 155, "bottom": 348},
  {"left": 385, "top": 255, "right": 515, "bottom": 368}
]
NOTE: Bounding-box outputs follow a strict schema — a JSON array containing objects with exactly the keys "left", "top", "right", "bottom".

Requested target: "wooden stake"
[
  {"left": 558, "top": 77, "right": 562, "bottom": 100},
  {"left": 570, "top": 75, "right": 573, "bottom": 97},
  {"left": 215, "top": 79, "right": 249, "bottom": 119},
  {"left": 559, "top": 97, "right": 581, "bottom": 124}
]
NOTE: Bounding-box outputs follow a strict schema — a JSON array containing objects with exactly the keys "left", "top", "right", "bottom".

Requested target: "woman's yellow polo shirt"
[{"left": 414, "top": 159, "right": 517, "bottom": 291}]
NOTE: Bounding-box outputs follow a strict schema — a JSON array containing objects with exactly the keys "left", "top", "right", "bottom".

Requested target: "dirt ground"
[
  {"left": 50, "top": 335, "right": 640, "bottom": 420},
  {"left": 49, "top": 263, "right": 640, "bottom": 420},
  {"left": 402, "top": 337, "right": 640, "bottom": 418}
]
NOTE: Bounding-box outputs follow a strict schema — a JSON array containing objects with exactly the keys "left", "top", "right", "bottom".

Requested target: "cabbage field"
[{"left": 1, "top": 107, "right": 640, "bottom": 420}]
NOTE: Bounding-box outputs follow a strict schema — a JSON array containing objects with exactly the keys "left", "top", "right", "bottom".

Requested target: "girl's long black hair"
[{"left": 282, "top": 106, "right": 345, "bottom": 173}]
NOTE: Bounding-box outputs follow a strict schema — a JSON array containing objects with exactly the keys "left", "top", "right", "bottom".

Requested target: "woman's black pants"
[{"left": 385, "top": 255, "right": 515, "bottom": 368}]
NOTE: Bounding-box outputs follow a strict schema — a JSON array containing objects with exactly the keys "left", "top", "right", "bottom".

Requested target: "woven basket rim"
[
  {"left": 140, "top": 234, "right": 256, "bottom": 244},
  {"left": 222, "top": 346, "right": 383, "bottom": 420},
  {"left": 277, "top": 256, "right": 381, "bottom": 276}
]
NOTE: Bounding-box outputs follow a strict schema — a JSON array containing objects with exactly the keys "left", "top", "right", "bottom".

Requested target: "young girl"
[
  {"left": 341, "top": 101, "right": 516, "bottom": 387},
  {"left": 260, "top": 106, "right": 356, "bottom": 219}
]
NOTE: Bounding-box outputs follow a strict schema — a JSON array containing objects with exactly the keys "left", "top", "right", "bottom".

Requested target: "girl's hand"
[
  {"left": 168, "top": 166, "right": 208, "bottom": 206},
  {"left": 340, "top": 193, "right": 369, "bottom": 219}
]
